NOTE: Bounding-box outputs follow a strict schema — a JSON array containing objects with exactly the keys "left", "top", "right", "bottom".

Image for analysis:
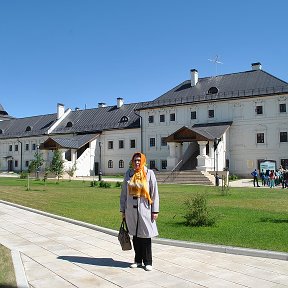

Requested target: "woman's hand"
[{"left": 152, "top": 213, "right": 158, "bottom": 221}]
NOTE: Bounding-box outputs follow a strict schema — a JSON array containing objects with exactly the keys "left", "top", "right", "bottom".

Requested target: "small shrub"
[
  {"left": 90, "top": 181, "right": 98, "bottom": 187},
  {"left": 229, "top": 174, "right": 238, "bottom": 181},
  {"left": 20, "top": 171, "right": 28, "bottom": 179},
  {"left": 99, "top": 181, "right": 111, "bottom": 188},
  {"left": 115, "top": 181, "right": 122, "bottom": 188},
  {"left": 183, "top": 193, "right": 216, "bottom": 227}
]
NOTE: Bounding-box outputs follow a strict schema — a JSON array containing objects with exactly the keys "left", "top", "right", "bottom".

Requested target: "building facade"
[{"left": 0, "top": 63, "right": 287, "bottom": 178}]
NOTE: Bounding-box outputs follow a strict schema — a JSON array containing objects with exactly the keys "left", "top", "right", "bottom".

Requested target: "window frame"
[
  {"left": 130, "top": 139, "right": 136, "bottom": 149},
  {"left": 108, "top": 160, "right": 113, "bottom": 168},
  {"left": 257, "top": 133, "right": 265, "bottom": 143},
  {"left": 108, "top": 141, "right": 114, "bottom": 149},
  {"left": 119, "top": 140, "right": 124, "bottom": 149},
  {"left": 280, "top": 103, "right": 287, "bottom": 113},
  {"left": 159, "top": 114, "right": 165, "bottom": 122},
  {"left": 148, "top": 115, "right": 154, "bottom": 123},
  {"left": 280, "top": 131, "right": 288, "bottom": 142},
  {"left": 149, "top": 137, "right": 156, "bottom": 147},
  {"left": 191, "top": 111, "right": 197, "bottom": 119},
  {"left": 208, "top": 109, "right": 214, "bottom": 118},
  {"left": 170, "top": 113, "right": 175, "bottom": 122}
]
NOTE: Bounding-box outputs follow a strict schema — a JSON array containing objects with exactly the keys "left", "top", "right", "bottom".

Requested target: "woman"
[{"left": 120, "top": 152, "right": 159, "bottom": 271}]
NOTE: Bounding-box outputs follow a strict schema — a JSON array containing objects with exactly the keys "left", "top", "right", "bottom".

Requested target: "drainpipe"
[
  {"left": 134, "top": 110, "right": 143, "bottom": 153},
  {"left": 17, "top": 139, "right": 23, "bottom": 172}
]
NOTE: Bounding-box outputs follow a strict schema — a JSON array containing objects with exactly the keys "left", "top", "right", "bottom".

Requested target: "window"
[
  {"left": 9, "top": 145, "right": 12, "bottom": 152},
  {"left": 161, "top": 137, "right": 167, "bottom": 146},
  {"left": 25, "top": 144, "right": 29, "bottom": 151},
  {"left": 256, "top": 106, "right": 263, "bottom": 115},
  {"left": 108, "top": 141, "right": 113, "bottom": 149},
  {"left": 161, "top": 160, "right": 167, "bottom": 170},
  {"left": 25, "top": 161, "right": 29, "bottom": 167},
  {"left": 108, "top": 160, "right": 113, "bottom": 168},
  {"left": 257, "top": 133, "right": 264, "bottom": 143},
  {"left": 15, "top": 160, "right": 18, "bottom": 168},
  {"left": 150, "top": 160, "right": 156, "bottom": 169},
  {"left": 280, "top": 103, "right": 286, "bottom": 113},
  {"left": 120, "top": 116, "right": 129, "bottom": 123},
  {"left": 149, "top": 138, "right": 156, "bottom": 147},
  {"left": 119, "top": 140, "right": 124, "bottom": 149},
  {"left": 191, "top": 111, "right": 197, "bottom": 119},
  {"left": 15, "top": 144, "right": 18, "bottom": 152},
  {"left": 208, "top": 109, "right": 214, "bottom": 118},
  {"left": 0, "top": 129, "right": 3, "bottom": 134},
  {"left": 148, "top": 115, "right": 154, "bottom": 123},
  {"left": 207, "top": 87, "right": 219, "bottom": 94},
  {"left": 25, "top": 126, "right": 32, "bottom": 132},
  {"left": 66, "top": 121, "right": 73, "bottom": 127},
  {"left": 130, "top": 139, "right": 136, "bottom": 148},
  {"left": 160, "top": 114, "right": 165, "bottom": 122},
  {"left": 119, "top": 160, "right": 124, "bottom": 168},
  {"left": 280, "top": 132, "right": 288, "bottom": 142},
  {"left": 32, "top": 144, "right": 36, "bottom": 150},
  {"left": 170, "top": 113, "right": 175, "bottom": 121}
]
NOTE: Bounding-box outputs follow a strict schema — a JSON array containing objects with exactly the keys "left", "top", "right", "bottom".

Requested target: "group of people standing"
[{"left": 252, "top": 166, "right": 288, "bottom": 188}]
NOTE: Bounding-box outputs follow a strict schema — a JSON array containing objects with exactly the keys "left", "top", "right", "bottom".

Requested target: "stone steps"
[{"left": 155, "top": 170, "right": 214, "bottom": 185}]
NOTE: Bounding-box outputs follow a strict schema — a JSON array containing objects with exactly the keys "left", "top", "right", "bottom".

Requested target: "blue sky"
[{"left": 0, "top": 0, "right": 288, "bottom": 118}]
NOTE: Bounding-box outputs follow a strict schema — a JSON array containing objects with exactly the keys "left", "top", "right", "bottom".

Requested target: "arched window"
[
  {"left": 25, "top": 126, "right": 32, "bottom": 132},
  {"left": 119, "top": 160, "right": 124, "bottom": 168},
  {"left": 66, "top": 121, "right": 73, "bottom": 128},
  {"left": 207, "top": 87, "right": 219, "bottom": 94},
  {"left": 120, "top": 116, "right": 129, "bottom": 123},
  {"left": 108, "top": 160, "right": 113, "bottom": 168}
]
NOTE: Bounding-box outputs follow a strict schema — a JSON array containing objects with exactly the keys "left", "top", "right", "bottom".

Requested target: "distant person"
[
  {"left": 120, "top": 152, "right": 159, "bottom": 271},
  {"left": 269, "top": 170, "right": 275, "bottom": 188},
  {"left": 260, "top": 169, "right": 265, "bottom": 186},
  {"left": 251, "top": 169, "right": 260, "bottom": 187}
]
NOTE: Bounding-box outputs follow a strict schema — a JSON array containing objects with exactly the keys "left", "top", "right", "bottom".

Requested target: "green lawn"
[
  {"left": 0, "top": 177, "right": 288, "bottom": 253},
  {"left": 0, "top": 244, "right": 17, "bottom": 287}
]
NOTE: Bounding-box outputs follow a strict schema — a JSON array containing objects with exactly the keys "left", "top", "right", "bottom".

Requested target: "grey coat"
[{"left": 120, "top": 167, "right": 159, "bottom": 238}]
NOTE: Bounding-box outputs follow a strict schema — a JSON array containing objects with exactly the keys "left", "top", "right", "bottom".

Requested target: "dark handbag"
[{"left": 118, "top": 219, "right": 132, "bottom": 251}]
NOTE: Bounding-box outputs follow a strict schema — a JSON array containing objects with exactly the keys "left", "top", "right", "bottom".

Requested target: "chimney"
[
  {"left": 190, "top": 69, "right": 198, "bottom": 86},
  {"left": 117, "top": 97, "right": 124, "bottom": 108},
  {"left": 57, "top": 103, "right": 65, "bottom": 119},
  {"left": 98, "top": 102, "right": 107, "bottom": 108},
  {"left": 251, "top": 62, "right": 262, "bottom": 70}
]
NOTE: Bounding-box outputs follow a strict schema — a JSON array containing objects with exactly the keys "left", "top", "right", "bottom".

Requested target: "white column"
[
  {"left": 196, "top": 141, "right": 210, "bottom": 171},
  {"left": 167, "top": 142, "right": 177, "bottom": 170}
]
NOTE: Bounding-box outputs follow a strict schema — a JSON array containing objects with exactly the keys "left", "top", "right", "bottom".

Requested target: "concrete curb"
[
  {"left": 11, "top": 250, "right": 29, "bottom": 288},
  {"left": 1, "top": 200, "right": 288, "bottom": 261}
]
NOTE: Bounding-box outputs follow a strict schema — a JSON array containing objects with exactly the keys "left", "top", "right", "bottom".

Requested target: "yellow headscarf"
[{"left": 128, "top": 152, "right": 153, "bottom": 204}]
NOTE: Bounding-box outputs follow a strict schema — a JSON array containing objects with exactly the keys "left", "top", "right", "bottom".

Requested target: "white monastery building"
[{"left": 0, "top": 63, "right": 287, "bottom": 180}]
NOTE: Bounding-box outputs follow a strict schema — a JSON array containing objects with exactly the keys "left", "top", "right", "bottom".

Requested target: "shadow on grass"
[
  {"left": 260, "top": 217, "right": 288, "bottom": 224},
  {"left": 57, "top": 256, "right": 130, "bottom": 268}
]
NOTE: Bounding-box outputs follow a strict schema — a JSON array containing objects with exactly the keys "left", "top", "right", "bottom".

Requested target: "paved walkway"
[{"left": 1, "top": 202, "right": 288, "bottom": 288}]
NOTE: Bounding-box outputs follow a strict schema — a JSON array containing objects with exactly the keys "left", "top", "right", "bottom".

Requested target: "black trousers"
[{"left": 132, "top": 236, "right": 152, "bottom": 265}]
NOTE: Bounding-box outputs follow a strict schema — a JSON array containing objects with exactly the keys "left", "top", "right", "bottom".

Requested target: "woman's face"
[{"left": 133, "top": 156, "right": 141, "bottom": 169}]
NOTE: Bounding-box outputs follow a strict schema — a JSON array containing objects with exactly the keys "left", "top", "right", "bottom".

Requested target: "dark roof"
[
  {"left": 166, "top": 122, "right": 232, "bottom": 142},
  {"left": 52, "top": 103, "right": 141, "bottom": 134},
  {"left": 191, "top": 121, "right": 232, "bottom": 140},
  {"left": 137, "top": 69, "right": 288, "bottom": 110},
  {"left": 0, "top": 114, "right": 57, "bottom": 139},
  {"left": 41, "top": 134, "right": 99, "bottom": 149}
]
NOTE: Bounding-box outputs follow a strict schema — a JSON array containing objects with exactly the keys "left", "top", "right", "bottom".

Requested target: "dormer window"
[
  {"left": 0, "top": 129, "right": 3, "bottom": 134},
  {"left": 120, "top": 116, "right": 129, "bottom": 123},
  {"left": 66, "top": 121, "right": 73, "bottom": 127},
  {"left": 207, "top": 87, "right": 219, "bottom": 94},
  {"left": 25, "top": 126, "right": 32, "bottom": 132}
]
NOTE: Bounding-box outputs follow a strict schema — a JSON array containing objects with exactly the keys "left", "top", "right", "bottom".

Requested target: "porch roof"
[
  {"left": 166, "top": 121, "right": 232, "bottom": 142},
  {"left": 40, "top": 134, "right": 99, "bottom": 150}
]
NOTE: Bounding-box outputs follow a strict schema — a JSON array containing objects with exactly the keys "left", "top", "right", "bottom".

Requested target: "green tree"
[
  {"left": 28, "top": 151, "right": 44, "bottom": 179},
  {"left": 50, "top": 149, "right": 64, "bottom": 182},
  {"left": 66, "top": 163, "right": 77, "bottom": 181}
]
